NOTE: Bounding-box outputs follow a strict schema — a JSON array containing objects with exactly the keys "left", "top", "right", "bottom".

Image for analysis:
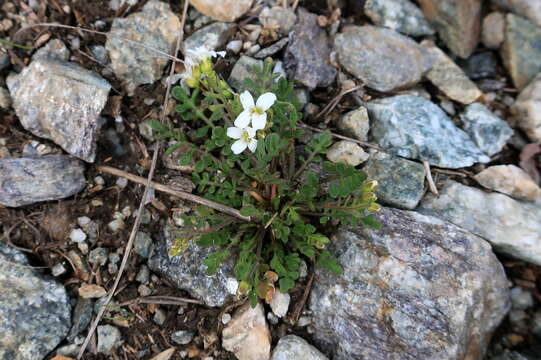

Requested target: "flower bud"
[
  {"left": 368, "top": 202, "right": 381, "bottom": 212},
  {"left": 200, "top": 57, "right": 213, "bottom": 74},
  {"left": 363, "top": 180, "right": 378, "bottom": 192}
]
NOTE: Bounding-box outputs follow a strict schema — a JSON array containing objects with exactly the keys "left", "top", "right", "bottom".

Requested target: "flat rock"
[
  {"left": 309, "top": 207, "right": 510, "bottom": 360},
  {"left": 0, "top": 156, "right": 86, "bottom": 207},
  {"left": 419, "top": 181, "right": 541, "bottom": 266},
  {"left": 364, "top": 0, "right": 434, "bottom": 36},
  {"left": 493, "top": 0, "right": 541, "bottom": 27},
  {"left": 337, "top": 107, "right": 370, "bottom": 141},
  {"left": 190, "top": 0, "right": 253, "bottom": 22},
  {"left": 422, "top": 41, "right": 482, "bottom": 104},
  {"left": 511, "top": 73, "right": 541, "bottom": 142},
  {"left": 148, "top": 225, "right": 238, "bottom": 307},
  {"left": 106, "top": 0, "right": 181, "bottom": 94},
  {"left": 284, "top": 8, "right": 336, "bottom": 89},
  {"left": 6, "top": 58, "right": 110, "bottom": 162},
  {"left": 482, "top": 12, "right": 506, "bottom": 49},
  {"left": 418, "top": 0, "right": 482, "bottom": 58},
  {"left": 0, "top": 242, "right": 72, "bottom": 360},
  {"left": 334, "top": 25, "right": 432, "bottom": 92},
  {"left": 255, "top": 38, "right": 289, "bottom": 59},
  {"left": 501, "top": 13, "right": 541, "bottom": 89},
  {"left": 362, "top": 151, "right": 426, "bottom": 210},
  {"left": 184, "top": 22, "right": 233, "bottom": 52},
  {"left": 474, "top": 165, "right": 541, "bottom": 202},
  {"left": 326, "top": 141, "right": 369, "bottom": 166},
  {"left": 271, "top": 335, "right": 328, "bottom": 360},
  {"left": 228, "top": 56, "right": 263, "bottom": 92},
  {"left": 459, "top": 103, "right": 513, "bottom": 156},
  {"left": 366, "top": 95, "right": 489, "bottom": 168},
  {"left": 222, "top": 302, "right": 271, "bottom": 360}
]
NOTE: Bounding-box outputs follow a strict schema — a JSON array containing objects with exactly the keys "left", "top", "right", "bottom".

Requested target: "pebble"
[
  {"left": 108, "top": 219, "right": 126, "bottom": 232},
  {"left": 439, "top": 98, "right": 456, "bottom": 116},
  {"left": 70, "top": 228, "right": 87, "bottom": 243},
  {"left": 254, "top": 38, "right": 289, "bottom": 59},
  {"left": 184, "top": 22, "right": 232, "bottom": 53},
  {"left": 78, "top": 284, "right": 107, "bottom": 299},
  {"left": 297, "top": 315, "right": 311, "bottom": 327},
  {"left": 136, "top": 265, "right": 150, "bottom": 284},
  {"left": 259, "top": 6, "right": 297, "bottom": 35},
  {"left": 68, "top": 298, "right": 94, "bottom": 341},
  {"left": 0, "top": 87, "right": 11, "bottom": 109},
  {"left": 89, "top": 247, "right": 109, "bottom": 267},
  {"left": 337, "top": 107, "right": 370, "bottom": 141},
  {"left": 511, "top": 73, "right": 541, "bottom": 142},
  {"left": 153, "top": 308, "right": 167, "bottom": 325},
  {"left": 138, "top": 284, "right": 152, "bottom": 296},
  {"left": 270, "top": 290, "right": 290, "bottom": 318},
  {"left": 482, "top": 12, "right": 505, "bottom": 49},
  {"left": 221, "top": 313, "right": 232, "bottom": 325},
  {"left": 97, "top": 325, "right": 123, "bottom": 354},
  {"left": 189, "top": 0, "right": 253, "bottom": 22},
  {"left": 226, "top": 40, "right": 243, "bottom": 54},
  {"left": 271, "top": 335, "right": 328, "bottom": 360},
  {"left": 364, "top": 0, "right": 434, "bottom": 36},
  {"left": 94, "top": 176, "right": 105, "bottom": 186},
  {"left": 510, "top": 287, "right": 534, "bottom": 310},
  {"left": 532, "top": 312, "right": 541, "bottom": 337},
  {"left": 171, "top": 330, "right": 195, "bottom": 345},
  {"left": 0, "top": 51, "right": 10, "bottom": 71},
  {"left": 134, "top": 232, "right": 154, "bottom": 258},
  {"left": 463, "top": 51, "right": 498, "bottom": 80},
  {"left": 266, "top": 312, "right": 279, "bottom": 325},
  {"left": 52, "top": 263, "right": 67, "bottom": 277},
  {"left": 115, "top": 177, "right": 128, "bottom": 188},
  {"left": 326, "top": 141, "right": 369, "bottom": 166},
  {"left": 32, "top": 39, "right": 70, "bottom": 62},
  {"left": 475, "top": 165, "right": 541, "bottom": 202},
  {"left": 228, "top": 56, "right": 263, "bottom": 92}
]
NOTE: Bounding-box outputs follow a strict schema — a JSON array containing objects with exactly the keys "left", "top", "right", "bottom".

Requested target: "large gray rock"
[
  {"left": 334, "top": 26, "right": 431, "bottom": 92},
  {"left": 501, "top": 14, "right": 541, "bottom": 89},
  {"left": 6, "top": 59, "right": 111, "bottom": 162},
  {"left": 419, "top": 181, "right": 541, "bottom": 266},
  {"left": 459, "top": 103, "right": 513, "bottom": 156},
  {"left": 362, "top": 151, "right": 426, "bottom": 209},
  {"left": 418, "top": 0, "right": 482, "bottom": 58},
  {"left": 366, "top": 95, "right": 489, "bottom": 168},
  {"left": 284, "top": 9, "right": 336, "bottom": 89},
  {"left": 148, "top": 226, "right": 238, "bottom": 307},
  {"left": 0, "top": 156, "right": 86, "bottom": 207},
  {"left": 309, "top": 207, "right": 510, "bottom": 360},
  {"left": 364, "top": 0, "right": 434, "bottom": 36},
  {"left": 271, "top": 335, "right": 328, "bottom": 360},
  {"left": 511, "top": 73, "right": 541, "bottom": 142},
  {"left": 493, "top": 0, "right": 541, "bottom": 27},
  {"left": 0, "top": 242, "right": 72, "bottom": 360},
  {"left": 184, "top": 22, "right": 233, "bottom": 52},
  {"left": 106, "top": 0, "right": 181, "bottom": 94}
]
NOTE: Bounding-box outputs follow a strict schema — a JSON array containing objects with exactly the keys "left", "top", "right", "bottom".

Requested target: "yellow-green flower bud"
[
  {"left": 200, "top": 57, "right": 213, "bottom": 74},
  {"left": 363, "top": 180, "right": 378, "bottom": 192},
  {"left": 368, "top": 202, "right": 381, "bottom": 212}
]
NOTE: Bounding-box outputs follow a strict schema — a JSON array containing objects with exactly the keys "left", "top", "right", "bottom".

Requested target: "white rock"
[
  {"left": 69, "top": 228, "right": 87, "bottom": 243},
  {"left": 327, "top": 141, "right": 369, "bottom": 166},
  {"left": 226, "top": 40, "right": 243, "bottom": 54},
  {"left": 270, "top": 290, "right": 290, "bottom": 318}
]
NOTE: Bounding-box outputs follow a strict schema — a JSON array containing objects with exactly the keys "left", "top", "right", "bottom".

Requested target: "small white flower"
[
  {"left": 186, "top": 46, "right": 226, "bottom": 63},
  {"left": 227, "top": 126, "right": 258, "bottom": 154},
  {"left": 235, "top": 91, "right": 277, "bottom": 131}
]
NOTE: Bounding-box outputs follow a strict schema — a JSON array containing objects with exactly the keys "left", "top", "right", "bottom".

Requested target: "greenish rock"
[
  {"left": 184, "top": 22, "right": 233, "bottom": 52},
  {"left": 501, "top": 14, "right": 541, "bottom": 89},
  {"left": 228, "top": 56, "right": 263, "bottom": 92},
  {"left": 334, "top": 26, "right": 432, "bottom": 92},
  {"left": 366, "top": 95, "right": 489, "bottom": 168},
  {"left": 459, "top": 103, "right": 513, "bottom": 156},
  {"left": 364, "top": 0, "right": 434, "bottom": 36},
  {"left": 363, "top": 151, "right": 426, "bottom": 210}
]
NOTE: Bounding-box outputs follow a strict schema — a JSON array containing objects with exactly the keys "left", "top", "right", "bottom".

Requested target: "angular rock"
[
  {"left": 337, "top": 107, "right": 370, "bottom": 141},
  {"left": 309, "top": 207, "right": 510, "bottom": 360},
  {"left": 171, "top": 330, "right": 195, "bottom": 345},
  {"left": 362, "top": 151, "right": 426, "bottom": 210},
  {"left": 462, "top": 51, "right": 498, "bottom": 80},
  {"left": 190, "top": 0, "right": 253, "bottom": 22},
  {"left": 334, "top": 26, "right": 431, "bottom": 92},
  {"left": 222, "top": 302, "right": 271, "bottom": 360},
  {"left": 366, "top": 95, "right": 489, "bottom": 168},
  {"left": 254, "top": 38, "right": 289, "bottom": 59},
  {"left": 0, "top": 242, "right": 72, "bottom": 360},
  {"left": 148, "top": 226, "right": 238, "bottom": 307},
  {"left": 326, "top": 141, "right": 369, "bottom": 166},
  {"left": 418, "top": 0, "right": 482, "bottom": 58},
  {"left": 511, "top": 73, "right": 541, "bottom": 142},
  {"left": 459, "top": 103, "right": 513, "bottom": 156},
  {"left": 271, "top": 335, "right": 328, "bottom": 360},
  {"left": 33, "top": 39, "right": 70, "bottom": 61},
  {"left": 364, "top": 0, "right": 434, "bottom": 36},
  {"left": 270, "top": 290, "right": 290, "bottom": 318},
  {"left": 134, "top": 231, "right": 154, "bottom": 259},
  {"left": 78, "top": 284, "right": 107, "bottom": 299},
  {"left": 284, "top": 9, "right": 336, "bottom": 89},
  {"left": 421, "top": 41, "right": 483, "bottom": 104},
  {"left": 501, "top": 14, "right": 541, "bottom": 89},
  {"left": 482, "top": 12, "right": 506, "bottom": 49},
  {"left": 228, "top": 56, "right": 263, "bottom": 92},
  {"left": 474, "top": 165, "right": 541, "bottom": 202},
  {"left": 493, "top": 0, "right": 541, "bottom": 27},
  {"left": 184, "top": 22, "right": 233, "bottom": 52},
  {"left": 0, "top": 156, "right": 86, "bottom": 207},
  {"left": 6, "top": 59, "right": 111, "bottom": 162},
  {"left": 259, "top": 6, "right": 297, "bottom": 35},
  {"left": 97, "top": 325, "right": 123, "bottom": 354},
  {"left": 419, "top": 181, "right": 541, "bottom": 265},
  {"left": 68, "top": 298, "right": 94, "bottom": 341},
  {"left": 106, "top": 0, "right": 181, "bottom": 94}
]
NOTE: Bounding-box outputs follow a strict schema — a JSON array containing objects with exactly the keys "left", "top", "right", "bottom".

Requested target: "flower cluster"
[
  {"left": 181, "top": 47, "right": 226, "bottom": 88},
  {"left": 227, "top": 91, "right": 276, "bottom": 154}
]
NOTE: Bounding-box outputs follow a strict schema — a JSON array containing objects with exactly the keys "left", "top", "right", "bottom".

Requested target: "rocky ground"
[{"left": 1, "top": 0, "right": 541, "bottom": 359}]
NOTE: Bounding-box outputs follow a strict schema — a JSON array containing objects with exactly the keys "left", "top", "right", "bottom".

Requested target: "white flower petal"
[
  {"left": 216, "top": 51, "right": 226, "bottom": 58},
  {"left": 245, "top": 127, "right": 256, "bottom": 138},
  {"left": 248, "top": 139, "right": 258, "bottom": 152},
  {"left": 256, "top": 92, "right": 277, "bottom": 111},
  {"left": 234, "top": 110, "right": 251, "bottom": 128},
  {"left": 231, "top": 140, "right": 248, "bottom": 154},
  {"left": 251, "top": 113, "right": 267, "bottom": 131},
  {"left": 240, "top": 91, "right": 255, "bottom": 110},
  {"left": 227, "top": 127, "right": 242, "bottom": 139}
]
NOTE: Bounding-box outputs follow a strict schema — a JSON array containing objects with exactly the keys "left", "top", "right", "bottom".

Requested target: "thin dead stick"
[
  {"left": 423, "top": 161, "right": 439, "bottom": 196},
  {"left": 431, "top": 168, "right": 469, "bottom": 177},
  {"left": 316, "top": 86, "right": 361, "bottom": 120},
  {"left": 288, "top": 271, "right": 315, "bottom": 325},
  {"left": 77, "top": 2, "right": 190, "bottom": 359},
  {"left": 298, "top": 121, "right": 385, "bottom": 151},
  {"left": 119, "top": 295, "right": 204, "bottom": 306},
  {"left": 97, "top": 165, "right": 250, "bottom": 221},
  {"left": 292, "top": 0, "right": 301, "bottom": 10}
]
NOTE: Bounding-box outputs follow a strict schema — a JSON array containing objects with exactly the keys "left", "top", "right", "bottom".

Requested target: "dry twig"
[
  {"left": 298, "top": 121, "right": 384, "bottom": 151},
  {"left": 423, "top": 161, "right": 439, "bottom": 196}
]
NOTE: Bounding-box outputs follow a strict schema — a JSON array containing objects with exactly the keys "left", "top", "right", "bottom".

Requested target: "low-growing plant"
[{"left": 150, "top": 48, "right": 381, "bottom": 307}]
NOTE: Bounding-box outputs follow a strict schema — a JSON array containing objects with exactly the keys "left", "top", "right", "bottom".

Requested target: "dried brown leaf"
[{"left": 150, "top": 348, "right": 175, "bottom": 360}]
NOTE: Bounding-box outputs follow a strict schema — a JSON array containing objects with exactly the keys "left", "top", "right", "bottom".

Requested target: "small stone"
[
  {"left": 94, "top": 176, "right": 105, "bottom": 186},
  {"left": 297, "top": 315, "right": 311, "bottom": 327},
  {"left": 68, "top": 298, "right": 94, "bottom": 341},
  {"left": 337, "top": 107, "right": 370, "bottom": 141},
  {"left": 482, "top": 12, "right": 505, "bottom": 49},
  {"left": 226, "top": 40, "right": 243, "bottom": 54},
  {"left": 284, "top": 9, "right": 337, "bottom": 89},
  {"left": 52, "top": 263, "right": 67, "bottom": 277},
  {"left": 502, "top": 13, "right": 541, "bottom": 89},
  {"left": 326, "top": 141, "right": 369, "bottom": 166},
  {"left": 0, "top": 51, "right": 10, "bottom": 71},
  {"left": 134, "top": 232, "right": 153, "bottom": 259},
  {"left": 364, "top": 0, "right": 434, "bottom": 36},
  {"left": 153, "top": 309, "right": 167, "bottom": 325},
  {"left": 115, "top": 177, "right": 128, "bottom": 188},
  {"left": 138, "top": 284, "right": 152, "bottom": 296},
  {"left": 271, "top": 335, "right": 328, "bottom": 360},
  {"left": 299, "top": 261, "right": 308, "bottom": 278},
  {"left": 462, "top": 51, "right": 498, "bottom": 80},
  {"left": 362, "top": 151, "right": 426, "bottom": 210},
  {"left": 475, "top": 165, "right": 541, "bottom": 202},
  {"left": 270, "top": 291, "right": 290, "bottom": 318},
  {"left": 439, "top": 99, "right": 456, "bottom": 116},
  {"left": 267, "top": 312, "right": 279, "bottom": 325},
  {"left": 89, "top": 248, "right": 109, "bottom": 267},
  {"left": 78, "top": 284, "right": 107, "bottom": 299},
  {"left": 532, "top": 312, "right": 541, "bottom": 337},
  {"left": 189, "top": 0, "right": 253, "bottom": 22},
  {"left": 511, "top": 73, "right": 541, "bottom": 142},
  {"left": 222, "top": 302, "right": 271, "bottom": 360},
  {"left": 108, "top": 219, "right": 125, "bottom": 232},
  {"left": 97, "top": 325, "right": 123, "bottom": 354},
  {"left": 136, "top": 265, "right": 150, "bottom": 284},
  {"left": 90, "top": 45, "right": 108, "bottom": 64},
  {"left": 221, "top": 313, "right": 232, "bottom": 325},
  {"left": 294, "top": 88, "right": 310, "bottom": 110},
  {"left": 171, "top": 330, "right": 195, "bottom": 345},
  {"left": 0, "top": 87, "right": 11, "bottom": 109},
  {"left": 246, "top": 44, "right": 261, "bottom": 55},
  {"left": 459, "top": 103, "right": 513, "bottom": 156},
  {"left": 254, "top": 38, "right": 289, "bottom": 59},
  {"left": 334, "top": 25, "right": 432, "bottom": 92},
  {"left": 422, "top": 41, "right": 482, "bottom": 104},
  {"left": 510, "top": 287, "right": 534, "bottom": 310},
  {"left": 228, "top": 56, "right": 263, "bottom": 92},
  {"left": 184, "top": 22, "right": 232, "bottom": 53},
  {"left": 259, "top": 6, "right": 297, "bottom": 35},
  {"left": 70, "top": 228, "right": 87, "bottom": 243},
  {"left": 33, "top": 39, "right": 70, "bottom": 62},
  {"left": 77, "top": 216, "right": 91, "bottom": 227}
]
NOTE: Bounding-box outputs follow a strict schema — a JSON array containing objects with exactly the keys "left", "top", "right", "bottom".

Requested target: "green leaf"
[
  {"left": 279, "top": 277, "right": 295, "bottom": 293},
  {"left": 195, "top": 126, "right": 210, "bottom": 139},
  {"left": 317, "top": 250, "right": 342, "bottom": 275},
  {"left": 203, "top": 249, "right": 231, "bottom": 275},
  {"left": 164, "top": 142, "right": 182, "bottom": 156}
]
